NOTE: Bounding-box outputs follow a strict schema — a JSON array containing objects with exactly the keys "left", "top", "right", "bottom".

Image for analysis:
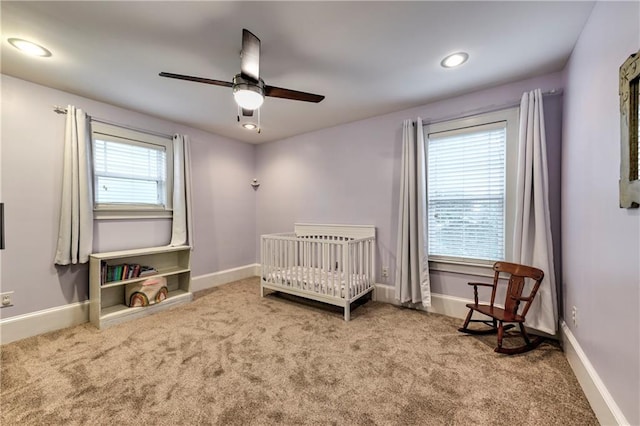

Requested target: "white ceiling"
[{"left": 1, "top": 1, "right": 594, "bottom": 143}]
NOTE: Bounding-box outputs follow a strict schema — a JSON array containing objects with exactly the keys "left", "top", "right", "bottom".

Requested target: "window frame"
[
  {"left": 424, "top": 107, "right": 519, "bottom": 275},
  {"left": 91, "top": 122, "right": 174, "bottom": 220}
]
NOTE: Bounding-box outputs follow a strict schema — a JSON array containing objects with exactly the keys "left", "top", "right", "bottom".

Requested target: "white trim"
[
  {"left": 0, "top": 300, "right": 90, "bottom": 345},
  {"left": 94, "top": 210, "right": 172, "bottom": 220},
  {"left": 90, "top": 244, "right": 191, "bottom": 260},
  {"left": 560, "top": 321, "right": 629, "bottom": 426},
  {"left": 425, "top": 293, "right": 472, "bottom": 318},
  {"left": 191, "top": 263, "right": 260, "bottom": 292},
  {"left": 373, "top": 284, "right": 470, "bottom": 319},
  {"left": 428, "top": 259, "right": 495, "bottom": 278}
]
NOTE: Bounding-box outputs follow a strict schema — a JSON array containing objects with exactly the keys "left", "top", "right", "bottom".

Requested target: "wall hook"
[{"left": 251, "top": 178, "right": 260, "bottom": 190}]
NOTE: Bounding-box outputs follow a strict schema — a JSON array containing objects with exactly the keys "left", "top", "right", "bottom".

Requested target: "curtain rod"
[
  {"left": 53, "top": 106, "right": 174, "bottom": 140},
  {"left": 421, "top": 88, "right": 563, "bottom": 126}
]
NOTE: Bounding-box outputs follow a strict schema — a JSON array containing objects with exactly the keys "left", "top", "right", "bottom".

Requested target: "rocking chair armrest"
[
  {"left": 467, "top": 282, "right": 494, "bottom": 288},
  {"left": 510, "top": 295, "right": 532, "bottom": 302},
  {"left": 468, "top": 282, "right": 494, "bottom": 306}
]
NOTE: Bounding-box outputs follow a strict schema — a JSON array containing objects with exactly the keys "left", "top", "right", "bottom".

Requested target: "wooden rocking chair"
[{"left": 458, "top": 262, "right": 545, "bottom": 355}]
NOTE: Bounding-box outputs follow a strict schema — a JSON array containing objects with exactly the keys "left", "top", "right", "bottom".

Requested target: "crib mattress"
[{"left": 264, "top": 266, "right": 370, "bottom": 299}]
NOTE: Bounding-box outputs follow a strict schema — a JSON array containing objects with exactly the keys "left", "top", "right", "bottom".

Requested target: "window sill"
[
  {"left": 428, "top": 258, "right": 495, "bottom": 278},
  {"left": 94, "top": 210, "right": 172, "bottom": 220}
]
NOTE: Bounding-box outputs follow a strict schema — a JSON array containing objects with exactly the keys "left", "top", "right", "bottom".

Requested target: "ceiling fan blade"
[
  {"left": 264, "top": 85, "right": 325, "bottom": 103},
  {"left": 242, "top": 108, "right": 254, "bottom": 117},
  {"left": 241, "top": 29, "right": 260, "bottom": 81},
  {"left": 159, "top": 72, "right": 233, "bottom": 88}
]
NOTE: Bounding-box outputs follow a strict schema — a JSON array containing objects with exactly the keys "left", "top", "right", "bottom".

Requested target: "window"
[
  {"left": 91, "top": 122, "right": 173, "bottom": 218},
  {"left": 425, "top": 108, "right": 518, "bottom": 272}
]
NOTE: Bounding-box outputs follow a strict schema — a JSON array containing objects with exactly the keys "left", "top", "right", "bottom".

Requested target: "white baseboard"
[
  {"left": 373, "top": 284, "right": 470, "bottom": 319},
  {"left": 560, "top": 320, "right": 629, "bottom": 426},
  {"left": 1, "top": 263, "right": 260, "bottom": 345},
  {"left": 190, "top": 263, "right": 260, "bottom": 292},
  {"left": 0, "top": 300, "right": 90, "bottom": 345},
  {"left": 372, "top": 283, "right": 396, "bottom": 303}
]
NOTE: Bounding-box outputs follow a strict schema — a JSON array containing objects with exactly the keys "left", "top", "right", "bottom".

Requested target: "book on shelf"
[
  {"left": 122, "top": 264, "right": 129, "bottom": 280},
  {"left": 101, "top": 260, "right": 107, "bottom": 285},
  {"left": 101, "top": 263, "right": 157, "bottom": 285}
]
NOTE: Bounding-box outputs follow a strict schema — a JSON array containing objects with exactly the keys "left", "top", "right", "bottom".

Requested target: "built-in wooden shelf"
[{"left": 89, "top": 245, "right": 191, "bottom": 329}]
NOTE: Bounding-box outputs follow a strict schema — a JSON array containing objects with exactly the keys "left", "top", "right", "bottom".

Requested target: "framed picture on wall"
[
  {"left": 0, "top": 202, "right": 4, "bottom": 249},
  {"left": 619, "top": 50, "right": 640, "bottom": 208}
]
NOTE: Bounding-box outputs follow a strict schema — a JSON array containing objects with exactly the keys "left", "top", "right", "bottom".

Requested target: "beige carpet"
[{"left": 1, "top": 277, "right": 597, "bottom": 425}]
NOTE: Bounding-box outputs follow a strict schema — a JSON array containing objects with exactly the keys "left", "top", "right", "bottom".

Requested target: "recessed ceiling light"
[
  {"left": 242, "top": 123, "right": 257, "bottom": 130},
  {"left": 8, "top": 38, "right": 52, "bottom": 57},
  {"left": 441, "top": 52, "right": 468, "bottom": 68}
]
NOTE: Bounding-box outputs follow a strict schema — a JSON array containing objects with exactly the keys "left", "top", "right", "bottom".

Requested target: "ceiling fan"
[{"left": 160, "top": 29, "right": 325, "bottom": 126}]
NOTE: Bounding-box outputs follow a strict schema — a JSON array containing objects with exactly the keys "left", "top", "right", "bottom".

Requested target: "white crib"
[{"left": 261, "top": 223, "right": 376, "bottom": 321}]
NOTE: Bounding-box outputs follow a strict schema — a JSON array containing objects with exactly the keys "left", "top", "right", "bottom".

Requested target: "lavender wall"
[
  {"left": 0, "top": 75, "right": 256, "bottom": 318},
  {"left": 256, "top": 72, "right": 564, "bottom": 299},
  {"left": 561, "top": 2, "right": 640, "bottom": 424}
]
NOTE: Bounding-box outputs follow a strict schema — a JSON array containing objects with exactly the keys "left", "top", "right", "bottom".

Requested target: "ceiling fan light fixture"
[
  {"left": 8, "top": 37, "right": 52, "bottom": 57},
  {"left": 234, "top": 88, "right": 264, "bottom": 110},
  {"left": 441, "top": 52, "right": 469, "bottom": 68},
  {"left": 232, "top": 74, "right": 264, "bottom": 110}
]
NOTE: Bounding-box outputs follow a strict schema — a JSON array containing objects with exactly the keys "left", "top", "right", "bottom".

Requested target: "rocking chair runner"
[{"left": 458, "top": 261, "right": 545, "bottom": 355}]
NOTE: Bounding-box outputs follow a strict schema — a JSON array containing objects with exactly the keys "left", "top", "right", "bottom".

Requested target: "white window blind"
[
  {"left": 93, "top": 139, "right": 167, "bottom": 207},
  {"left": 428, "top": 122, "right": 506, "bottom": 261}
]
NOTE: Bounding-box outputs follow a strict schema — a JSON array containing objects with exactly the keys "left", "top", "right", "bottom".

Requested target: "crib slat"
[
  {"left": 289, "top": 239, "right": 294, "bottom": 287},
  {"left": 286, "top": 239, "right": 291, "bottom": 287},
  {"left": 280, "top": 239, "right": 285, "bottom": 286},
  {"left": 302, "top": 240, "right": 306, "bottom": 290},
  {"left": 309, "top": 241, "right": 313, "bottom": 292},
  {"left": 319, "top": 242, "right": 324, "bottom": 294},
  {"left": 276, "top": 239, "right": 280, "bottom": 285},
  {"left": 344, "top": 243, "right": 348, "bottom": 299},
  {"left": 358, "top": 240, "right": 361, "bottom": 295},
  {"left": 320, "top": 242, "right": 324, "bottom": 295},
  {"left": 316, "top": 241, "right": 320, "bottom": 293},
  {"left": 311, "top": 241, "right": 315, "bottom": 291},
  {"left": 287, "top": 239, "right": 291, "bottom": 286},
  {"left": 274, "top": 238, "right": 278, "bottom": 283},
  {"left": 272, "top": 238, "right": 276, "bottom": 282},
  {"left": 268, "top": 238, "right": 272, "bottom": 282},
  {"left": 305, "top": 240, "right": 310, "bottom": 290},
  {"left": 327, "top": 244, "right": 337, "bottom": 293},
  {"left": 367, "top": 239, "right": 372, "bottom": 288},
  {"left": 339, "top": 241, "right": 342, "bottom": 297},
  {"left": 299, "top": 240, "right": 303, "bottom": 289},
  {"left": 281, "top": 239, "right": 286, "bottom": 286},
  {"left": 336, "top": 242, "right": 340, "bottom": 296}
]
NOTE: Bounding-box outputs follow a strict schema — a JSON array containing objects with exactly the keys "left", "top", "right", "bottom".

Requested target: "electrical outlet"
[
  {"left": 382, "top": 267, "right": 389, "bottom": 279},
  {"left": 571, "top": 305, "right": 577, "bottom": 327},
  {"left": 1, "top": 291, "right": 14, "bottom": 308}
]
